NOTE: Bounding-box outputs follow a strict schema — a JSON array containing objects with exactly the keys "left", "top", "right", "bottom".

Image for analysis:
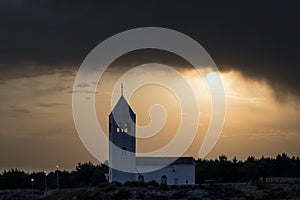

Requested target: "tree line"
[
  {"left": 0, "top": 162, "right": 108, "bottom": 190},
  {"left": 196, "top": 153, "right": 300, "bottom": 182},
  {"left": 1, "top": 153, "right": 300, "bottom": 189}
]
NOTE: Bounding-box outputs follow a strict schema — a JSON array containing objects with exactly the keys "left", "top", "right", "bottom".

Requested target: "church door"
[{"left": 161, "top": 175, "right": 167, "bottom": 185}]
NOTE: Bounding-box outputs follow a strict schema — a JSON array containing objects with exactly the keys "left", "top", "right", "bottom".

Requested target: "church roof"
[
  {"left": 136, "top": 157, "right": 195, "bottom": 166},
  {"left": 110, "top": 95, "right": 135, "bottom": 115}
]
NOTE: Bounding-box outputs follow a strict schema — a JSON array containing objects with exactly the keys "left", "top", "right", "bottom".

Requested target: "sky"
[{"left": 0, "top": 0, "right": 299, "bottom": 171}]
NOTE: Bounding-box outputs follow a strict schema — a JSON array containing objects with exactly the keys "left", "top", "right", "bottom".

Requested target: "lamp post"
[
  {"left": 31, "top": 178, "right": 34, "bottom": 200},
  {"left": 56, "top": 165, "right": 59, "bottom": 189},
  {"left": 43, "top": 171, "right": 47, "bottom": 192}
]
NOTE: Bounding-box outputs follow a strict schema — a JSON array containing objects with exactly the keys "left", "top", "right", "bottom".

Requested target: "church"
[{"left": 108, "top": 87, "right": 195, "bottom": 185}]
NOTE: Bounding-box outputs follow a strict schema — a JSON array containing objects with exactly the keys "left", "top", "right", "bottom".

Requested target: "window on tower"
[{"left": 117, "top": 122, "right": 130, "bottom": 133}]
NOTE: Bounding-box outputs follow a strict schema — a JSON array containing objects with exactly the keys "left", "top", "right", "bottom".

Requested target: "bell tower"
[{"left": 108, "top": 84, "right": 136, "bottom": 183}]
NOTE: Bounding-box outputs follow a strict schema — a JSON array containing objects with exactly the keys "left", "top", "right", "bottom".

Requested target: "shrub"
[
  {"left": 147, "top": 180, "right": 159, "bottom": 187},
  {"left": 111, "top": 189, "right": 131, "bottom": 200},
  {"left": 104, "top": 182, "right": 119, "bottom": 192},
  {"left": 124, "top": 181, "right": 145, "bottom": 187},
  {"left": 171, "top": 190, "right": 187, "bottom": 199},
  {"left": 159, "top": 183, "right": 169, "bottom": 191}
]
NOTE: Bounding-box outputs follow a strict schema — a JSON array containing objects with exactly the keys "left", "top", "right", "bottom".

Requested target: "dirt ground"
[{"left": 0, "top": 182, "right": 300, "bottom": 200}]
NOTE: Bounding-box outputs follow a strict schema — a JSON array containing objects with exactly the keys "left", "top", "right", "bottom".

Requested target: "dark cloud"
[
  {"left": 0, "top": 0, "right": 299, "bottom": 98},
  {"left": 77, "top": 83, "right": 91, "bottom": 88},
  {"left": 36, "top": 103, "right": 66, "bottom": 108},
  {"left": 66, "top": 90, "right": 98, "bottom": 94},
  {"left": 9, "top": 106, "right": 30, "bottom": 114}
]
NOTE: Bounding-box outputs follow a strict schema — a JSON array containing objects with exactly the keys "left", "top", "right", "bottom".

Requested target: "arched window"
[
  {"left": 138, "top": 175, "right": 144, "bottom": 183},
  {"left": 161, "top": 175, "right": 167, "bottom": 185},
  {"left": 117, "top": 122, "right": 131, "bottom": 133}
]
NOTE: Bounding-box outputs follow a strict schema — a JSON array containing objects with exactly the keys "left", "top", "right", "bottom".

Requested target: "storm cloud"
[{"left": 0, "top": 0, "right": 299, "bottom": 98}]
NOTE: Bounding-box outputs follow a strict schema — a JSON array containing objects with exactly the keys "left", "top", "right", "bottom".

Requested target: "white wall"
[
  {"left": 109, "top": 145, "right": 136, "bottom": 183},
  {"left": 137, "top": 164, "right": 195, "bottom": 185}
]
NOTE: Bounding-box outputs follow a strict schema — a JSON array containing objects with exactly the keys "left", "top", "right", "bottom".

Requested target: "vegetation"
[
  {"left": 196, "top": 153, "right": 300, "bottom": 183},
  {"left": 0, "top": 162, "right": 108, "bottom": 190},
  {"left": 0, "top": 153, "right": 300, "bottom": 189}
]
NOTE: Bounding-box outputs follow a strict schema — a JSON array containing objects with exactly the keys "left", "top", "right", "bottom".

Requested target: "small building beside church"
[
  {"left": 135, "top": 157, "right": 195, "bottom": 185},
  {"left": 108, "top": 89, "right": 195, "bottom": 185}
]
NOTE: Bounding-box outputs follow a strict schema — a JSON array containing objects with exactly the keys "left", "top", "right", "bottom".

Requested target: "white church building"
[{"left": 108, "top": 89, "right": 195, "bottom": 185}]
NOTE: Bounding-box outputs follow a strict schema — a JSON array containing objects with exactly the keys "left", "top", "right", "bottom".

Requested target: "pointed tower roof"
[{"left": 110, "top": 84, "right": 135, "bottom": 115}]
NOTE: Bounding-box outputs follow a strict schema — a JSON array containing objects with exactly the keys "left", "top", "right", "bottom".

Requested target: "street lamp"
[
  {"left": 56, "top": 165, "right": 59, "bottom": 189},
  {"left": 43, "top": 171, "right": 47, "bottom": 192},
  {"left": 31, "top": 178, "right": 34, "bottom": 200}
]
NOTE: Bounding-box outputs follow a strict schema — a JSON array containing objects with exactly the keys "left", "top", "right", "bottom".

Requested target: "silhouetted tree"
[
  {"left": 1, "top": 154, "right": 300, "bottom": 188},
  {"left": 195, "top": 153, "right": 300, "bottom": 183}
]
